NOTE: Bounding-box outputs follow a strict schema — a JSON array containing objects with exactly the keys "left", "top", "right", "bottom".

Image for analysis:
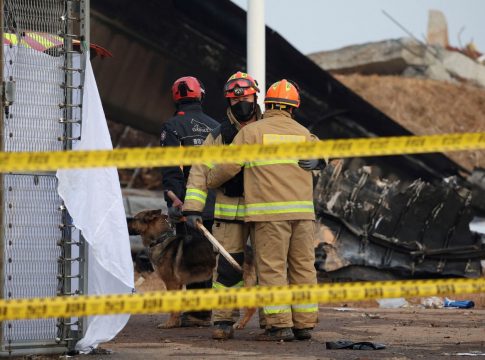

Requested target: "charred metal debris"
[{"left": 314, "top": 161, "right": 485, "bottom": 279}]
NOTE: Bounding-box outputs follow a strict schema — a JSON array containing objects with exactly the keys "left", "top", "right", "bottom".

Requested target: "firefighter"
[
  {"left": 183, "top": 71, "right": 263, "bottom": 340},
  {"left": 206, "top": 79, "right": 325, "bottom": 341},
  {"left": 160, "top": 76, "right": 219, "bottom": 327}
]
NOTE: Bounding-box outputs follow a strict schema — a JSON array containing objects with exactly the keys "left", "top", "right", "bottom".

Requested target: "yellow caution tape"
[
  {"left": 0, "top": 133, "right": 484, "bottom": 172},
  {"left": 1, "top": 278, "right": 484, "bottom": 321}
]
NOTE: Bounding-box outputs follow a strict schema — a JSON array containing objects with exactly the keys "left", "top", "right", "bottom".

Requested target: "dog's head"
[{"left": 127, "top": 209, "right": 172, "bottom": 247}]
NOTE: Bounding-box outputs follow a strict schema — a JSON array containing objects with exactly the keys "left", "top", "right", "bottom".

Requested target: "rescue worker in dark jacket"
[{"left": 160, "top": 76, "right": 219, "bottom": 327}]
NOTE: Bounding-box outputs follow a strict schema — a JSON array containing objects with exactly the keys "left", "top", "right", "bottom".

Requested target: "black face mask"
[{"left": 230, "top": 101, "right": 256, "bottom": 122}]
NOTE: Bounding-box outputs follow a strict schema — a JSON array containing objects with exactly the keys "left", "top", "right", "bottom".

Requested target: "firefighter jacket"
[
  {"left": 184, "top": 108, "right": 261, "bottom": 222},
  {"left": 160, "top": 101, "right": 219, "bottom": 219},
  {"left": 206, "top": 109, "right": 316, "bottom": 222}
]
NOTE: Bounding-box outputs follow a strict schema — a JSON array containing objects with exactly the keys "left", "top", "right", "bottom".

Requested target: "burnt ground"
[{"left": 86, "top": 307, "right": 484, "bottom": 360}]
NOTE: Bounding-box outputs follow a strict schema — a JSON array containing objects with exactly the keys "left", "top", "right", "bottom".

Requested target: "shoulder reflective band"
[
  {"left": 0, "top": 278, "right": 483, "bottom": 321},
  {"left": 0, "top": 132, "right": 484, "bottom": 172}
]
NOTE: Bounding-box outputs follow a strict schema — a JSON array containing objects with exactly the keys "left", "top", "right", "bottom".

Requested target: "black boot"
[
  {"left": 292, "top": 328, "right": 312, "bottom": 340},
  {"left": 256, "top": 327, "right": 295, "bottom": 341}
]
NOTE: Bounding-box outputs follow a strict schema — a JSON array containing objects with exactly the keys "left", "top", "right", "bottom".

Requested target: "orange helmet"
[
  {"left": 224, "top": 71, "right": 259, "bottom": 98},
  {"left": 264, "top": 79, "right": 300, "bottom": 108}
]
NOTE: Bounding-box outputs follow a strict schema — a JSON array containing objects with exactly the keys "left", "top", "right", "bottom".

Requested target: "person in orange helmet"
[
  {"left": 183, "top": 71, "right": 264, "bottom": 340},
  {"left": 206, "top": 79, "right": 325, "bottom": 341}
]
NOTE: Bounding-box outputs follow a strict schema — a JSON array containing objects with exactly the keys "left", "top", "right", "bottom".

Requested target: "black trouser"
[{"left": 177, "top": 220, "right": 213, "bottom": 320}]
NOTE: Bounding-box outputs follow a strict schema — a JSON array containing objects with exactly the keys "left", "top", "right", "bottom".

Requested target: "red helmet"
[
  {"left": 171, "top": 76, "right": 205, "bottom": 102},
  {"left": 224, "top": 71, "right": 259, "bottom": 98}
]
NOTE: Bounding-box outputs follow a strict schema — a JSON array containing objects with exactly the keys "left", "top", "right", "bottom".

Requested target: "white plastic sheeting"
[{"left": 57, "top": 58, "right": 134, "bottom": 352}]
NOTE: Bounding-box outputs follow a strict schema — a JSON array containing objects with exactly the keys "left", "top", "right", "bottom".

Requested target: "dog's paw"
[{"left": 233, "top": 322, "right": 245, "bottom": 330}]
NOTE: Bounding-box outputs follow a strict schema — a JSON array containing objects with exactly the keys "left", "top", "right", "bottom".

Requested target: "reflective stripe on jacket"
[
  {"left": 207, "top": 109, "right": 316, "bottom": 222},
  {"left": 184, "top": 113, "right": 246, "bottom": 222}
]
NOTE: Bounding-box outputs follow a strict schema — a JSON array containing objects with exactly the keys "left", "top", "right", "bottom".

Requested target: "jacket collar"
[
  {"left": 176, "top": 101, "right": 203, "bottom": 113},
  {"left": 263, "top": 109, "right": 293, "bottom": 119}
]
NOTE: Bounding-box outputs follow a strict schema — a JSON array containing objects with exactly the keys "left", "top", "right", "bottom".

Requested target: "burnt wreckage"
[
  {"left": 314, "top": 162, "right": 485, "bottom": 279},
  {"left": 91, "top": 0, "right": 485, "bottom": 279}
]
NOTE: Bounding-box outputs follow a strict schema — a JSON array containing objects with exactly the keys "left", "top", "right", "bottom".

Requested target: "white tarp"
[{"left": 57, "top": 58, "right": 134, "bottom": 352}]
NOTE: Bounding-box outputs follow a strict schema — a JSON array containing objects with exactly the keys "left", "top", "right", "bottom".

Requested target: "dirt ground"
[
  {"left": 11, "top": 272, "right": 484, "bottom": 359},
  {"left": 72, "top": 273, "right": 483, "bottom": 360},
  {"left": 84, "top": 307, "right": 484, "bottom": 360}
]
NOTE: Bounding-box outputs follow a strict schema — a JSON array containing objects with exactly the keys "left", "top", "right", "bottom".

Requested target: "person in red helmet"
[
  {"left": 206, "top": 79, "right": 325, "bottom": 341},
  {"left": 183, "top": 71, "right": 264, "bottom": 339},
  {"left": 160, "top": 76, "right": 219, "bottom": 327}
]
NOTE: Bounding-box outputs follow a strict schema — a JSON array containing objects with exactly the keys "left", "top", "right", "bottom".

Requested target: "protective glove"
[
  {"left": 185, "top": 214, "right": 203, "bottom": 229},
  {"left": 222, "top": 170, "right": 244, "bottom": 197},
  {"left": 298, "top": 159, "right": 326, "bottom": 171},
  {"left": 167, "top": 206, "right": 183, "bottom": 223}
]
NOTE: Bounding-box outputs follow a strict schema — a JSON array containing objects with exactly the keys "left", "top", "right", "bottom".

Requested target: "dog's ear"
[{"left": 144, "top": 209, "right": 163, "bottom": 223}]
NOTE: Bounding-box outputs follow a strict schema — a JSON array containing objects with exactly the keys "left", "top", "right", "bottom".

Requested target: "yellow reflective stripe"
[
  {"left": 185, "top": 196, "right": 205, "bottom": 205},
  {"left": 185, "top": 188, "right": 207, "bottom": 204},
  {"left": 292, "top": 304, "right": 318, "bottom": 313},
  {"left": 245, "top": 201, "right": 314, "bottom": 216},
  {"left": 4, "top": 33, "right": 18, "bottom": 45},
  {"left": 245, "top": 159, "right": 298, "bottom": 168},
  {"left": 212, "top": 281, "right": 244, "bottom": 289},
  {"left": 212, "top": 281, "right": 225, "bottom": 289},
  {"left": 263, "top": 305, "right": 291, "bottom": 315},
  {"left": 233, "top": 281, "right": 244, "bottom": 288},
  {"left": 214, "top": 203, "right": 245, "bottom": 217}
]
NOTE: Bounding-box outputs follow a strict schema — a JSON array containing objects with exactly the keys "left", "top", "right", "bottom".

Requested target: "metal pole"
[{"left": 247, "top": 0, "right": 265, "bottom": 110}]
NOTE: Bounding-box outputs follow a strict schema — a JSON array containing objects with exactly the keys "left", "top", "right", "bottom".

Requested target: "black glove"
[
  {"left": 183, "top": 211, "right": 203, "bottom": 229},
  {"left": 168, "top": 206, "right": 183, "bottom": 223},
  {"left": 298, "top": 159, "right": 326, "bottom": 171},
  {"left": 222, "top": 169, "right": 244, "bottom": 197},
  {"left": 186, "top": 214, "right": 202, "bottom": 229}
]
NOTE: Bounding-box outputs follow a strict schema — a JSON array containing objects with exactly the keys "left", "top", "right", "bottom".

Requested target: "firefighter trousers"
[
  {"left": 211, "top": 221, "right": 265, "bottom": 326},
  {"left": 212, "top": 221, "right": 248, "bottom": 323},
  {"left": 250, "top": 220, "right": 318, "bottom": 329}
]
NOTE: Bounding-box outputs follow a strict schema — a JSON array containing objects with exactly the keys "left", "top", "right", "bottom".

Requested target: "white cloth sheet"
[{"left": 57, "top": 58, "right": 134, "bottom": 352}]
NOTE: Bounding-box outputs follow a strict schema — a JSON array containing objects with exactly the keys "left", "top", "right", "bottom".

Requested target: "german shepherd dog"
[
  {"left": 127, "top": 209, "right": 216, "bottom": 328},
  {"left": 127, "top": 209, "right": 257, "bottom": 330}
]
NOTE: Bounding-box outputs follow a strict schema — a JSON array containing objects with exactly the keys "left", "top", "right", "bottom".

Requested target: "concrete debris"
[
  {"left": 427, "top": 10, "right": 449, "bottom": 48},
  {"left": 308, "top": 37, "right": 485, "bottom": 88}
]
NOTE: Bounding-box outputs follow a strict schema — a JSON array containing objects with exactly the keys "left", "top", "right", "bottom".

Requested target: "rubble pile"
[{"left": 334, "top": 74, "right": 485, "bottom": 171}]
